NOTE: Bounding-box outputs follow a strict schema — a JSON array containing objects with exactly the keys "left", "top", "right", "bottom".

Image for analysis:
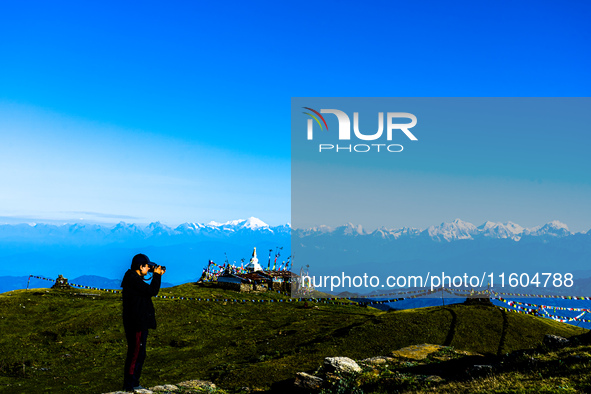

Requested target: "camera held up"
[{"left": 147, "top": 262, "right": 166, "bottom": 272}]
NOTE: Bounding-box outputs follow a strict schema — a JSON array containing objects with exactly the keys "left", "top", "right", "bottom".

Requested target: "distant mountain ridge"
[
  {"left": 0, "top": 216, "right": 290, "bottom": 245},
  {"left": 0, "top": 217, "right": 585, "bottom": 244},
  {"left": 292, "top": 219, "right": 591, "bottom": 294},
  {"left": 2, "top": 217, "right": 590, "bottom": 291},
  {"left": 295, "top": 219, "right": 586, "bottom": 242},
  {"left": 0, "top": 217, "right": 292, "bottom": 284}
]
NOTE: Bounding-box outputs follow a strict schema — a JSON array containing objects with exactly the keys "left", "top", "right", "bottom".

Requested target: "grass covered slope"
[{"left": 0, "top": 283, "right": 586, "bottom": 393}]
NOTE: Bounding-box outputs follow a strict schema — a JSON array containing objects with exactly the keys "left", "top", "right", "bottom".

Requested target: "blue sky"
[
  {"left": 1, "top": 1, "right": 590, "bottom": 228},
  {"left": 292, "top": 97, "right": 591, "bottom": 232}
]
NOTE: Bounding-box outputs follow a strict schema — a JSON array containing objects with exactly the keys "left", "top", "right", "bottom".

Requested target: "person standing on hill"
[{"left": 121, "top": 253, "right": 165, "bottom": 391}]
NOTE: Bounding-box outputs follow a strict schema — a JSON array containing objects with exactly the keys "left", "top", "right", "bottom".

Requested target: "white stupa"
[{"left": 245, "top": 247, "right": 262, "bottom": 272}]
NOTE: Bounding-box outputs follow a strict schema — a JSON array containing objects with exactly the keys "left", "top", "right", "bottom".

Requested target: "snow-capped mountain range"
[
  {"left": 0, "top": 217, "right": 292, "bottom": 284},
  {"left": 293, "top": 219, "right": 591, "bottom": 294},
  {"left": 297, "top": 219, "right": 584, "bottom": 242},
  {"left": 1, "top": 217, "right": 590, "bottom": 290},
  {"left": 0, "top": 217, "right": 586, "bottom": 243},
  {"left": 0, "top": 217, "right": 290, "bottom": 243}
]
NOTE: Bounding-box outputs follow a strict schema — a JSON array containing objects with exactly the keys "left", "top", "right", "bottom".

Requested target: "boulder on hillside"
[
  {"left": 359, "top": 356, "right": 395, "bottom": 365},
  {"left": 324, "top": 357, "right": 362, "bottom": 374},
  {"left": 294, "top": 372, "right": 324, "bottom": 390},
  {"left": 150, "top": 384, "right": 179, "bottom": 392},
  {"left": 177, "top": 380, "right": 216, "bottom": 390}
]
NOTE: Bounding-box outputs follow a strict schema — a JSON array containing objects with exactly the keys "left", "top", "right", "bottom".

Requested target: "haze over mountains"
[{"left": 2, "top": 217, "right": 590, "bottom": 294}]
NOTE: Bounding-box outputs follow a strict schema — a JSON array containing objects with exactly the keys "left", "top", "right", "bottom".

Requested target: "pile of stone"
[
  {"left": 103, "top": 379, "right": 216, "bottom": 394},
  {"left": 51, "top": 275, "right": 71, "bottom": 290},
  {"left": 293, "top": 344, "right": 477, "bottom": 392},
  {"left": 294, "top": 356, "right": 362, "bottom": 391}
]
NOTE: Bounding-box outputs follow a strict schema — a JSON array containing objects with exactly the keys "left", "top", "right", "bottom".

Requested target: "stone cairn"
[{"left": 51, "top": 274, "right": 72, "bottom": 289}]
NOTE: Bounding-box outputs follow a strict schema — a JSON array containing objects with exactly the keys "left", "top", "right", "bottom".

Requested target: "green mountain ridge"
[{"left": 0, "top": 283, "right": 587, "bottom": 393}]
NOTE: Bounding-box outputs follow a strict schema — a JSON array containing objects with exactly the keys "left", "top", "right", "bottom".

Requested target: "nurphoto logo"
[{"left": 302, "top": 107, "right": 418, "bottom": 153}]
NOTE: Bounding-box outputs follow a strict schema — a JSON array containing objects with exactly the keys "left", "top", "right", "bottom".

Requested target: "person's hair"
[{"left": 131, "top": 253, "right": 150, "bottom": 271}]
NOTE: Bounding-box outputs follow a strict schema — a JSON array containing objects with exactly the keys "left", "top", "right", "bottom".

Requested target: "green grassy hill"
[{"left": 0, "top": 283, "right": 586, "bottom": 393}]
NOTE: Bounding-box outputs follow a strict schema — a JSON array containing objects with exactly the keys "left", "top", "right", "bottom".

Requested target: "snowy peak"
[
  {"left": 371, "top": 226, "right": 421, "bottom": 239},
  {"left": 425, "top": 219, "right": 574, "bottom": 241},
  {"left": 144, "top": 222, "right": 174, "bottom": 237},
  {"left": 299, "top": 225, "right": 335, "bottom": 236},
  {"left": 111, "top": 221, "right": 143, "bottom": 236},
  {"left": 205, "top": 217, "right": 269, "bottom": 230},
  {"left": 504, "top": 221, "right": 525, "bottom": 234},
  {"left": 478, "top": 221, "right": 524, "bottom": 240},
  {"left": 426, "top": 218, "right": 478, "bottom": 241},
  {"left": 129, "top": 217, "right": 283, "bottom": 238},
  {"left": 174, "top": 222, "right": 205, "bottom": 233},
  {"left": 339, "top": 223, "right": 365, "bottom": 236},
  {"left": 525, "top": 220, "right": 571, "bottom": 237},
  {"left": 173, "top": 217, "right": 287, "bottom": 237},
  {"left": 242, "top": 217, "right": 270, "bottom": 229},
  {"left": 424, "top": 219, "right": 573, "bottom": 242},
  {"left": 296, "top": 223, "right": 366, "bottom": 237}
]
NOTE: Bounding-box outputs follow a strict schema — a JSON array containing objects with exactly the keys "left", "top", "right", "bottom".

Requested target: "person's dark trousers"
[{"left": 123, "top": 329, "right": 148, "bottom": 390}]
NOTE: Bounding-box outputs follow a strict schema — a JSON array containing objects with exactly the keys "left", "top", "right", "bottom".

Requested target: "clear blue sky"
[
  {"left": 1, "top": 1, "right": 590, "bottom": 228},
  {"left": 292, "top": 97, "right": 591, "bottom": 233}
]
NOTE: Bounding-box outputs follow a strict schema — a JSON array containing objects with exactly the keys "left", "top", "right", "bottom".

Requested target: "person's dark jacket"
[{"left": 121, "top": 269, "right": 162, "bottom": 331}]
